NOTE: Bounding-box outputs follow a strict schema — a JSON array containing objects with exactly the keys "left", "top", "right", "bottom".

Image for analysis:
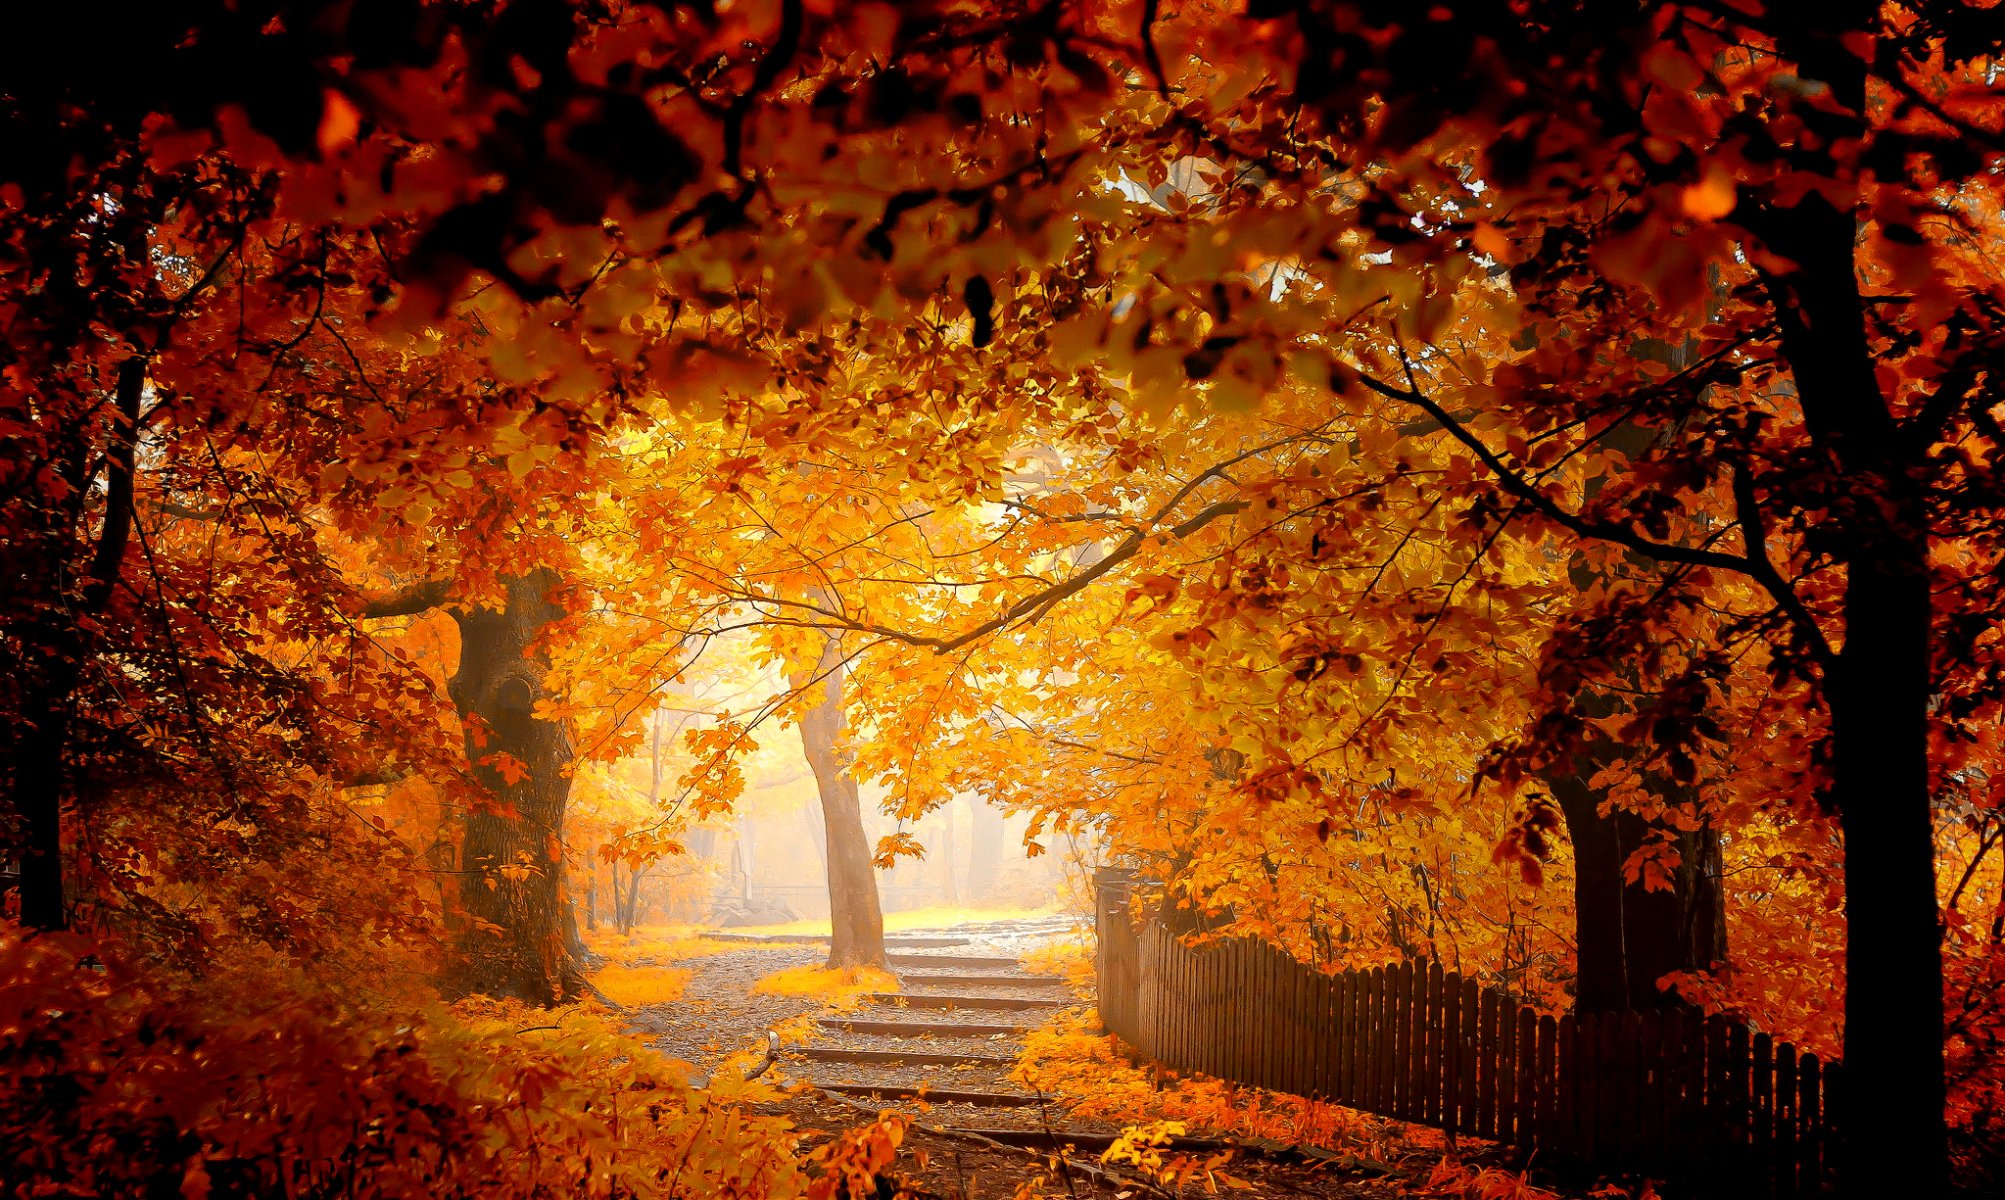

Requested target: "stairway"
[{"left": 788, "top": 947, "right": 1075, "bottom": 1111}]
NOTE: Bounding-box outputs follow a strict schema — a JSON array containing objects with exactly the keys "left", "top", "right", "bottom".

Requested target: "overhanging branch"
[{"left": 360, "top": 578, "right": 454, "bottom": 619}]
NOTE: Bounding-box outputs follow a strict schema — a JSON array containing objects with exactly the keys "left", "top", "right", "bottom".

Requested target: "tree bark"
[
  {"left": 1544, "top": 740, "right": 1725, "bottom": 1013},
  {"left": 797, "top": 635, "right": 886, "bottom": 968},
  {"left": 9, "top": 357, "right": 147, "bottom": 931},
  {"left": 445, "top": 569, "right": 583, "bottom": 1005},
  {"left": 1749, "top": 11, "right": 1946, "bottom": 1189},
  {"left": 1830, "top": 548, "right": 1943, "bottom": 1195}
]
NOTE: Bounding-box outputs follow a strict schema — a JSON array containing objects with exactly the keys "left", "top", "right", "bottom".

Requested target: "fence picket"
[
  {"left": 1451, "top": 977, "right": 1467, "bottom": 1137},
  {"left": 1752, "top": 1030, "right": 1774, "bottom": 1194},
  {"left": 1658, "top": 1008, "right": 1683, "bottom": 1163},
  {"left": 1479, "top": 988, "right": 1499, "bottom": 1139},
  {"left": 1512, "top": 1007, "right": 1535, "bottom": 1148},
  {"left": 1292, "top": 956, "right": 1313, "bottom": 1096},
  {"left": 1532, "top": 1013, "right": 1554, "bottom": 1148},
  {"left": 1556, "top": 1013, "right": 1577, "bottom": 1158},
  {"left": 1775, "top": 1045, "right": 1799, "bottom": 1200},
  {"left": 1337, "top": 970, "right": 1356, "bottom": 1103},
  {"left": 1419, "top": 961, "right": 1435, "bottom": 1121},
  {"left": 1577, "top": 1010, "right": 1602, "bottom": 1160},
  {"left": 1458, "top": 976, "right": 1479, "bottom": 1136},
  {"left": 1798, "top": 1054, "right": 1821, "bottom": 1200},
  {"left": 1637, "top": 1010, "right": 1662, "bottom": 1162}
]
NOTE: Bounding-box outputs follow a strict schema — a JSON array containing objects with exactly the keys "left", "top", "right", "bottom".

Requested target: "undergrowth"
[{"left": 0, "top": 924, "right": 890, "bottom": 1199}]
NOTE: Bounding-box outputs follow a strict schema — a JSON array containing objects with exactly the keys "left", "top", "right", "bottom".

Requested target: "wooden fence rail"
[{"left": 1094, "top": 870, "right": 1836, "bottom": 1197}]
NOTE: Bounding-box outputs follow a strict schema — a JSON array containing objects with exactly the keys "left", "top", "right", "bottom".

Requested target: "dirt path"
[{"left": 620, "top": 941, "right": 825, "bottom": 1074}]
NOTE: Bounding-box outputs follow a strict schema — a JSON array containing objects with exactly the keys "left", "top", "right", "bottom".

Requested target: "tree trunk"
[
  {"left": 617, "top": 862, "right": 649, "bottom": 933},
  {"left": 585, "top": 868, "right": 596, "bottom": 931},
  {"left": 1549, "top": 406, "right": 1727, "bottom": 1015},
  {"left": 8, "top": 357, "right": 146, "bottom": 931},
  {"left": 563, "top": 899, "right": 592, "bottom": 964},
  {"left": 967, "top": 799, "right": 1005, "bottom": 900},
  {"left": 1750, "top": 14, "right": 1946, "bottom": 1189},
  {"left": 940, "top": 805, "right": 959, "bottom": 905},
  {"left": 801, "top": 803, "right": 829, "bottom": 872},
  {"left": 797, "top": 635, "right": 886, "bottom": 969},
  {"left": 1544, "top": 741, "right": 1725, "bottom": 1013},
  {"left": 445, "top": 569, "right": 582, "bottom": 1005},
  {"left": 1831, "top": 550, "right": 1943, "bottom": 1195},
  {"left": 13, "top": 702, "right": 73, "bottom": 930}
]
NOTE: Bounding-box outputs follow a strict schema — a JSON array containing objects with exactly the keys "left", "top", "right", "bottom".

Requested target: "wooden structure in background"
[{"left": 1094, "top": 869, "right": 1837, "bottom": 1197}]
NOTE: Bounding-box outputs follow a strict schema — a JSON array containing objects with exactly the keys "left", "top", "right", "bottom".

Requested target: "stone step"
[
  {"left": 898, "top": 973, "right": 1064, "bottom": 989},
  {"left": 821, "top": 1083, "right": 1044, "bottom": 1108},
  {"left": 817, "top": 1017, "right": 1032, "bottom": 1038},
  {"left": 868, "top": 992, "right": 1068, "bottom": 1012},
  {"left": 885, "top": 952, "right": 1019, "bottom": 970},
  {"left": 793, "top": 1045, "right": 1014, "bottom": 1068}
]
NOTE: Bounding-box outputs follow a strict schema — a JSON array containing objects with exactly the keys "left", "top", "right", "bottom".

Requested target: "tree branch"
[
  {"left": 360, "top": 578, "right": 454, "bottom": 619},
  {"left": 81, "top": 357, "right": 149, "bottom": 615}
]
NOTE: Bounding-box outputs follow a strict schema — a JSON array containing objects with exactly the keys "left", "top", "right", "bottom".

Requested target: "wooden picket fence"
[{"left": 1094, "top": 871, "right": 1837, "bottom": 1197}]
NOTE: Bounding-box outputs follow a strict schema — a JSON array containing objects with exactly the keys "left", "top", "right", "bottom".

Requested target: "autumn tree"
[{"left": 8, "top": 4, "right": 2001, "bottom": 1196}]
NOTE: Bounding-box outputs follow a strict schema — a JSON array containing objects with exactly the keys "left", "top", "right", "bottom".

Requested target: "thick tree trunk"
[
  {"left": 445, "top": 569, "right": 582, "bottom": 1005},
  {"left": 1750, "top": 14, "right": 1946, "bottom": 1190},
  {"left": 1545, "top": 741, "right": 1725, "bottom": 1013},
  {"left": 14, "top": 705, "right": 73, "bottom": 930},
  {"left": 563, "top": 899, "right": 592, "bottom": 964},
  {"left": 1832, "top": 552, "right": 1943, "bottom": 1195},
  {"left": 797, "top": 636, "right": 885, "bottom": 969}
]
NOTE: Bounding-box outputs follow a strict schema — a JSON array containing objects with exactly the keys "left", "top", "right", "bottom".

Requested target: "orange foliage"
[
  {"left": 0, "top": 931, "right": 804, "bottom": 1199},
  {"left": 1014, "top": 1012, "right": 1421, "bottom": 1162}
]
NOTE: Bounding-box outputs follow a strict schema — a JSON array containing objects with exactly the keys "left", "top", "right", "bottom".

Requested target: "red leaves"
[
  {"left": 480, "top": 752, "right": 532, "bottom": 786},
  {"left": 1493, "top": 793, "right": 1564, "bottom": 888}
]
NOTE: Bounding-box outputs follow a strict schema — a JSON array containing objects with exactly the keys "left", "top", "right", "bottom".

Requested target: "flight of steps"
[{"left": 791, "top": 947, "right": 1076, "bottom": 1109}]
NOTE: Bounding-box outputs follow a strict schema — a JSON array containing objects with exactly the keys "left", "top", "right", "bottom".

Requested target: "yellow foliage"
[
  {"left": 751, "top": 965, "right": 898, "bottom": 1012},
  {"left": 1101, "top": 1119, "right": 1253, "bottom": 1193},
  {"left": 1018, "top": 941, "right": 1094, "bottom": 991},
  {"left": 588, "top": 962, "right": 693, "bottom": 1008}
]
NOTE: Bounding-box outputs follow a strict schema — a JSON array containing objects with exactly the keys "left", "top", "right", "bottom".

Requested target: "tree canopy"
[{"left": 3, "top": 2, "right": 2001, "bottom": 1197}]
